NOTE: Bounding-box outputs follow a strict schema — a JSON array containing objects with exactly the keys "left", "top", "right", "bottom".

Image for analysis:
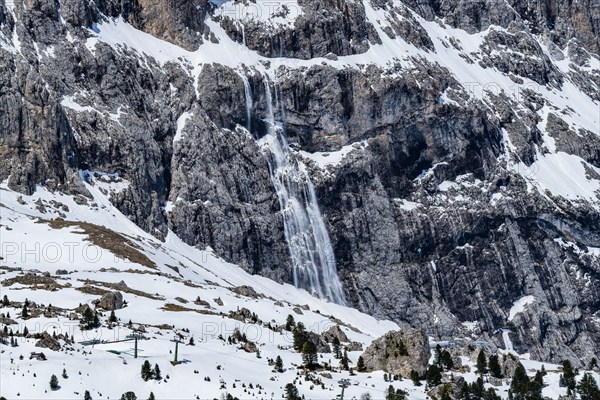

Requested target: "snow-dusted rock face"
[
  {"left": 0, "top": 0, "right": 599, "bottom": 368},
  {"left": 361, "top": 329, "right": 431, "bottom": 376}
]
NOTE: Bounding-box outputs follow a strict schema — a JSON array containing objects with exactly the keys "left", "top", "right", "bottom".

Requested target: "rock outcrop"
[
  {"left": 97, "top": 291, "right": 124, "bottom": 311},
  {"left": 361, "top": 329, "right": 430, "bottom": 376}
]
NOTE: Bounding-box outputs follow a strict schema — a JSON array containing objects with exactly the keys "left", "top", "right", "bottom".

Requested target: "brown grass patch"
[
  {"left": 161, "top": 303, "right": 218, "bottom": 316},
  {"left": 44, "top": 219, "right": 157, "bottom": 269}
]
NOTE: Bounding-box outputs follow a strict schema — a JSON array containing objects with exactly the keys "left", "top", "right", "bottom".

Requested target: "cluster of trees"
[
  {"left": 81, "top": 307, "right": 100, "bottom": 330},
  {"left": 386, "top": 385, "right": 407, "bottom": 400},
  {"left": 331, "top": 337, "right": 351, "bottom": 370},
  {"left": 118, "top": 391, "right": 156, "bottom": 399},
  {"left": 474, "top": 350, "right": 503, "bottom": 378},
  {"left": 434, "top": 345, "right": 454, "bottom": 370},
  {"left": 559, "top": 360, "right": 600, "bottom": 400},
  {"left": 460, "top": 377, "right": 501, "bottom": 400},
  {"left": 140, "top": 361, "right": 162, "bottom": 381},
  {"left": 508, "top": 362, "right": 544, "bottom": 400}
]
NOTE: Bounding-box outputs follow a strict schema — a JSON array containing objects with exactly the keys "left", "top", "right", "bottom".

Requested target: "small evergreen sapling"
[{"left": 50, "top": 374, "right": 59, "bottom": 390}]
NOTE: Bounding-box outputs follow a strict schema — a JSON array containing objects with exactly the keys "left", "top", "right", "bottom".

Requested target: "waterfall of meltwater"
[{"left": 242, "top": 75, "right": 345, "bottom": 305}]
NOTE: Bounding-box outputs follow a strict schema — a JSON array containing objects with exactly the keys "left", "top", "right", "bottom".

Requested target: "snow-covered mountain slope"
[
  {"left": 0, "top": 180, "right": 396, "bottom": 398},
  {"left": 2, "top": 182, "right": 599, "bottom": 399},
  {"left": 0, "top": 0, "right": 599, "bottom": 376}
]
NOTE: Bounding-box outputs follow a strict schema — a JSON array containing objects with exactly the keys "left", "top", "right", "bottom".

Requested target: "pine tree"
[
  {"left": 84, "top": 390, "right": 92, "bottom": 400},
  {"left": 476, "top": 350, "right": 487, "bottom": 374},
  {"left": 153, "top": 364, "right": 161, "bottom": 380},
  {"left": 188, "top": 337, "right": 194, "bottom": 346},
  {"left": 141, "top": 360, "right": 152, "bottom": 381},
  {"left": 577, "top": 373, "right": 600, "bottom": 400},
  {"left": 332, "top": 337, "right": 341, "bottom": 359},
  {"left": 301, "top": 340, "right": 318, "bottom": 367},
  {"left": 341, "top": 353, "right": 349, "bottom": 370},
  {"left": 292, "top": 322, "right": 307, "bottom": 352},
  {"left": 50, "top": 374, "right": 59, "bottom": 390},
  {"left": 410, "top": 370, "right": 421, "bottom": 386},
  {"left": 559, "top": 359, "right": 577, "bottom": 391},
  {"left": 528, "top": 370, "right": 544, "bottom": 400},
  {"left": 284, "top": 383, "right": 300, "bottom": 400},
  {"left": 485, "top": 388, "right": 502, "bottom": 400},
  {"left": 22, "top": 303, "right": 29, "bottom": 318},
  {"left": 398, "top": 339, "right": 408, "bottom": 356},
  {"left": 590, "top": 358, "right": 598, "bottom": 370},
  {"left": 472, "top": 377, "right": 485, "bottom": 399},
  {"left": 357, "top": 356, "right": 366, "bottom": 372},
  {"left": 22, "top": 326, "right": 28, "bottom": 337},
  {"left": 441, "top": 350, "right": 454, "bottom": 370},
  {"left": 434, "top": 344, "right": 443, "bottom": 367},
  {"left": 62, "top": 368, "right": 68, "bottom": 379},
  {"left": 285, "top": 315, "right": 295, "bottom": 331},
  {"left": 120, "top": 392, "right": 137, "bottom": 400},
  {"left": 274, "top": 355, "right": 284, "bottom": 372},
  {"left": 488, "top": 354, "right": 502, "bottom": 378},
  {"left": 2, "top": 295, "right": 8, "bottom": 307},
  {"left": 148, "top": 392, "right": 156, "bottom": 400},
  {"left": 386, "top": 385, "right": 396, "bottom": 400},
  {"left": 109, "top": 310, "right": 117, "bottom": 323},
  {"left": 426, "top": 364, "right": 442, "bottom": 386},
  {"left": 509, "top": 362, "right": 529, "bottom": 400}
]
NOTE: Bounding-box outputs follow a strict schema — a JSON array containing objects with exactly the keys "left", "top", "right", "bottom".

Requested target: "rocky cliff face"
[{"left": 1, "top": 0, "right": 599, "bottom": 367}]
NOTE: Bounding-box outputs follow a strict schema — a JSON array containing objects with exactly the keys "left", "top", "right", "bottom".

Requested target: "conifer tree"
[
  {"left": 577, "top": 373, "right": 600, "bottom": 400},
  {"left": 476, "top": 350, "right": 487, "bottom": 374},
  {"left": 410, "top": 370, "right": 421, "bottom": 386},
  {"left": 332, "top": 337, "right": 341, "bottom": 359},
  {"left": 426, "top": 364, "right": 442, "bottom": 386},
  {"left": 509, "top": 362, "right": 529, "bottom": 400},
  {"left": 301, "top": 340, "right": 318, "bottom": 367},
  {"left": 285, "top": 315, "right": 295, "bottom": 331},
  {"left": 148, "top": 392, "right": 156, "bottom": 400},
  {"left": 434, "top": 344, "right": 443, "bottom": 367},
  {"left": 284, "top": 383, "right": 300, "bottom": 400},
  {"left": 109, "top": 310, "right": 117, "bottom": 323},
  {"left": 559, "top": 359, "right": 576, "bottom": 391},
  {"left": 274, "top": 355, "right": 284, "bottom": 372},
  {"left": 398, "top": 339, "right": 408, "bottom": 356},
  {"left": 488, "top": 354, "right": 502, "bottom": 378},
  {"left": 357, "top": 356, "right": 366, "bottom": 372},
  {"left": 441, "top": 350, "right": 454, "bottom": 370},
  {"left": 292, "top": 322, "right": 307, "bottom": 351},
  {"left": 84, "top": 390, "right": 92, "bottom": 400},
  {"left": 153, "top": 364, "right": 161, "bottom": 380},
  {"left": 386, "top": 385, "right": 396, "bottom": 400},
  {"left": 50, "top": 374, "right": 59, "bottom": 390},
  {"left": 141, "top": 360, "right": 152, "bottom": 381}
]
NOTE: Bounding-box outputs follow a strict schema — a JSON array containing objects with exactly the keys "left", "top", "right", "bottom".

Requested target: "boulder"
[
  {"left": 320, "top": 325, "right": 349, "bottom": 343},
  {"left": 97, "top": 291, "right": 124, "bottom": 310},
  {"left": 35, "top": 332, "right": 61, "bottom": 351},
  {"left": 360, "top": 329, "right": 430, "bottom": 377}
]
